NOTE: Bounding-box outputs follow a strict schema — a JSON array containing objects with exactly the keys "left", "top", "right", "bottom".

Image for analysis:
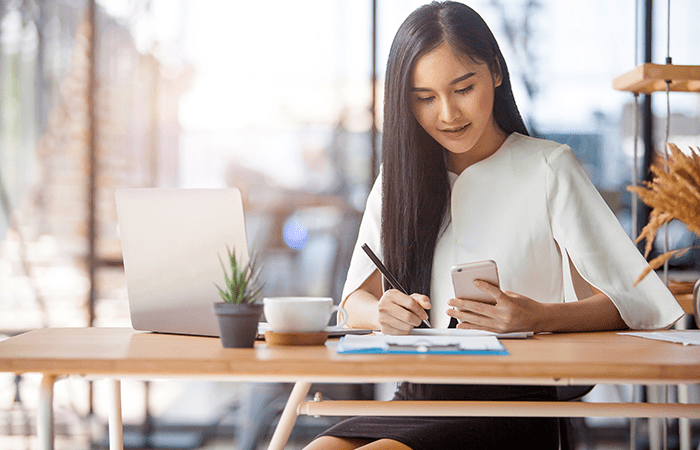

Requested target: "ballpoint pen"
[{"left": 361, "top": 243, "right": 432, "bottom": 328}]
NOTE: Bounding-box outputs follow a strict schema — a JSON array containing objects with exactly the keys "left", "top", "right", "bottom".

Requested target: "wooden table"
[{"left": 1, "top": 327, "right": 699, "bottom": 450}]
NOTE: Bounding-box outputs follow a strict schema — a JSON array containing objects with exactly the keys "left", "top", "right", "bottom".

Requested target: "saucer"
[{"left": 264, "top": 331, "right": 329, "bottom": 346}]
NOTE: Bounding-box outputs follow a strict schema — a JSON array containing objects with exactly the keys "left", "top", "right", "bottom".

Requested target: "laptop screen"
[{"left": 115, "top": 188, "right": 249, "bottom": 336}]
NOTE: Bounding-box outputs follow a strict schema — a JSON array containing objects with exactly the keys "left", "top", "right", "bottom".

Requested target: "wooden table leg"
[
  {"left": 267, "top": 381, "right": 312, "bottom": 450},
  {"left": 38, "top": 374, "right": 55, "bottom": 450},
  {"left": 678, "top": 384, "right": 691, "bottom": 450},
  {"left": 108, "top": 378, "right": 124, "bottom": 450}
]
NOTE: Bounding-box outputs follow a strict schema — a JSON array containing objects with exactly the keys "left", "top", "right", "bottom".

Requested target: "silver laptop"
[{"left": 115, "top": 188, "right": 249, "bottom": 336}]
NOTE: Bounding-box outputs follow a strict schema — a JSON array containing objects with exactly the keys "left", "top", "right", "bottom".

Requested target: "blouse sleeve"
[
  {"left": 546, "top": 145, "right": 684, "bottom": 330},
  {"left": 339, "top": 173, "right": 382, "bottom": 308}
]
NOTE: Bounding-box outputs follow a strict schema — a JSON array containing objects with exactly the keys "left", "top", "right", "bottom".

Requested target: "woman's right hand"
[{"left": 377, "top": 289, "right": 431, "bottom": 335}]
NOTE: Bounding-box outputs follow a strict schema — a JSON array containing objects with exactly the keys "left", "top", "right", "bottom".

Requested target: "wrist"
[{"left": 535, "top": 302, "right": 562, "bottom": 333}]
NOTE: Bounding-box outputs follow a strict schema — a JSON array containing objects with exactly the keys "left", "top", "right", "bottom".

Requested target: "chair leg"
[{"left": 559, "top": 417, "right": 576, "bottom": 450}]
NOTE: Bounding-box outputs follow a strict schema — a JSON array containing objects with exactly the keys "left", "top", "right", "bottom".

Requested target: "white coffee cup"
[{"left": 263, "top": 297, "right": 348, "bottom": 333}]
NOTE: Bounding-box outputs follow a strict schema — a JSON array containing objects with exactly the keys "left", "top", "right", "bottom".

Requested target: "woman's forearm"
[
  {"left": 343, "top": 270, "right": 382, "bottom": 330},
  {"left": 538, "top": 293, "right": 627, "bottom": 333},
  {"left": 344, "top": 289, "right": 382, "bottom": 329}
]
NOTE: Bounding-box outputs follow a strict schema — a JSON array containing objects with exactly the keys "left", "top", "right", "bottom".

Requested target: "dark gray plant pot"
[
  {"left": 212, "top": 302, "right": 263, "bottom": 348},
  {"left": 693, "top": 279, "right": 700, "bottom": 329}
]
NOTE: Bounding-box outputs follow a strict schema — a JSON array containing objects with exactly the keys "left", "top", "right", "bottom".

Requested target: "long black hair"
[{"left": 381, "top": 1, "right": 528, "bottom": 297}]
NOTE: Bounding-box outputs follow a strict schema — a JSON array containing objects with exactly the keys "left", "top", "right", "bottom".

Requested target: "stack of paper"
[
  {"left": 408, "top": 328, "right": 532, "bottom": 339},
  {"left": 620, "top": 330, "right": 700, "bottom": 346}
]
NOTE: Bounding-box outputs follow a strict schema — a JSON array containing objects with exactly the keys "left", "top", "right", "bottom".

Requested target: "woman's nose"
[{"left": 438, "top": 98, "right": 461, "bottom": 124}]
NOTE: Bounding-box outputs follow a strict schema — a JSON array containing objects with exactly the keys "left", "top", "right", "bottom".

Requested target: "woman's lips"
[{"left": 441, "top": 123, "right": 470, "bottom": 135}]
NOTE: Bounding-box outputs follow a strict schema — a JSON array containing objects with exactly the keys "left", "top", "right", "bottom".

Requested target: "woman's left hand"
[{"left": 446, "top": 280, "right": 545, "bottom": 333}]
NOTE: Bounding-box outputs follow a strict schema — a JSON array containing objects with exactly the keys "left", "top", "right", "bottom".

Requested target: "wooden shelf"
[
  {"left": 675, "top": 293, "right": 694, "bottom": 315},
  {"left": 613, "top": 63, "right": 700, "bottom": 94}
]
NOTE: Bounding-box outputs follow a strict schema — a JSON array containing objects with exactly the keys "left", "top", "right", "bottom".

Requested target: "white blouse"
[{"left": 341, "top": 133, "right": 684, "bottom": 330}]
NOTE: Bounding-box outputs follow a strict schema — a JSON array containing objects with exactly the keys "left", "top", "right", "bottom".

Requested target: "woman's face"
[{"left": 411, "top": 43, "right": 505, "bottom": 173}]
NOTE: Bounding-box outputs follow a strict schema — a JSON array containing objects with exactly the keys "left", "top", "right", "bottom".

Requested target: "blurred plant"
[
  {"left": 215, "top": 247, "right": 263, "bottom": 304},
  {"left": 628, "top": 143, "right": 700, "bottom": 284}
]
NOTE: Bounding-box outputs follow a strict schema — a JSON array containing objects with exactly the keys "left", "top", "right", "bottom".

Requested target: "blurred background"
[{"left": 0, "top": 0, "right": 699, "bottom": 449}]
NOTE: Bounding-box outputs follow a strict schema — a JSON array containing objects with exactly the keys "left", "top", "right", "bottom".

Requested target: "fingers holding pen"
[
  {"left": 410, "top": 293, "right": 432, "bottom": 314},
  {"left": 377, "top": 289, "right": 431, "bottom": 335}
]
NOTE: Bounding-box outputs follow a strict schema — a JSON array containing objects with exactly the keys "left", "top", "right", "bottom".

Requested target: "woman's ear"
[{"left": 492, "top": 58, "right": 503, "bottom": 88}]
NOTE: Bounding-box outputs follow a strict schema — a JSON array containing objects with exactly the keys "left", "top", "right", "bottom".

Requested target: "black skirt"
[{"left": 316, "top": 382, "right": 560, "bottom": 450}]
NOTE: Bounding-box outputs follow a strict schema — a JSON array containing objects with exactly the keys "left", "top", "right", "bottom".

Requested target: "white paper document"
[
  {"left": 619, "top": 330, "right": 700, "bottom": 346},
  {"left": 408, "top": 328, "right": 533, "bottom": 339}
]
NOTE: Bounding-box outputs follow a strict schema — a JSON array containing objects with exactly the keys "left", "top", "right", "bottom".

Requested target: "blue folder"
[{"left": 336, "top": 334, "right": 509, "bottom": 355}]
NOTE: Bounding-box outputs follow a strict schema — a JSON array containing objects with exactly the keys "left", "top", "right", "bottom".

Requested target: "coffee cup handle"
[{"left": 325, "top": 305, "right": 348, "bottom": 331}]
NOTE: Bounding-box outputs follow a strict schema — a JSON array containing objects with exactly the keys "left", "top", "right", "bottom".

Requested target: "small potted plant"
[{"left": 212, "top": 247, "right": 264, "bottom": 348}]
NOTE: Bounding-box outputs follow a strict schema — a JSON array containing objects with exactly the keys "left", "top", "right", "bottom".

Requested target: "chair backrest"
[{"left": 556, "top": 385, "right": 595, "bottom": 402}]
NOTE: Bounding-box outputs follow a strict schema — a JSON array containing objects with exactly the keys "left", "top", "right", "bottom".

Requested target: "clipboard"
[{"left": 336, "top": 334, "right": 508, "bottom": 355}]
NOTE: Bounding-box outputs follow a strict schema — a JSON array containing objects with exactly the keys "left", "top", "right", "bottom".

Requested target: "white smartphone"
[{"left": 450, "top": 260, "right": 499, "bottom": 305}]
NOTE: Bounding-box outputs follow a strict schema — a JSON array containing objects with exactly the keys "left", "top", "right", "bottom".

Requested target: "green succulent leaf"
[{"left": 215, "top": 246, "right": 264, "bottom": 304}]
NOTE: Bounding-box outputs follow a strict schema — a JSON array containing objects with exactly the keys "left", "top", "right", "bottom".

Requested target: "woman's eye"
[
  {"left": 415, "top": 96, "right": 434, "bottom": 104},
  {"left": 456, "top": 85, "right": 474, "bottom": 95}
]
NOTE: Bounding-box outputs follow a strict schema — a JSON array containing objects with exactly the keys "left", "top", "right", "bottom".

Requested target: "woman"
[{"left": 304, "top": 2, "right": 684, "bottom": 449}]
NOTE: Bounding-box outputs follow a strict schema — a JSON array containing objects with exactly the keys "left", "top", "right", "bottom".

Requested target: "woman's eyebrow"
[
  {"left": 449, "top": 72, "right": 476, "bottom": 85},
  {"left": 411, "top": 72, "right": 477, "bottom": 92}
]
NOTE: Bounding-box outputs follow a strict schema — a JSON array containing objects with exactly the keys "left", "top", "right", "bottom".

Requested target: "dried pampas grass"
[{"left": 628, "top": 143, "right": 700, "bottom": 285}]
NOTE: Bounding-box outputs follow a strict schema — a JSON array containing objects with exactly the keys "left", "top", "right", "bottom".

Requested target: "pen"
[{"left": 361, "top": 243, "right": 432, "bottom": 328}]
